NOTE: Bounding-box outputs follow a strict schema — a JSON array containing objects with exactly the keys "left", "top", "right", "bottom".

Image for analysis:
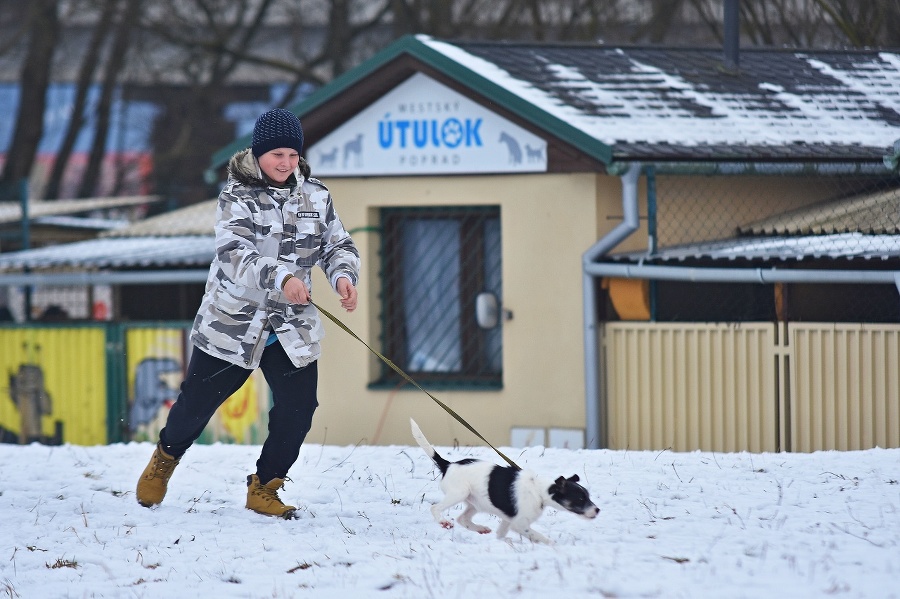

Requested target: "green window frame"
[{"left": 374, "top": 206, "right": 502, "bottom": 389}]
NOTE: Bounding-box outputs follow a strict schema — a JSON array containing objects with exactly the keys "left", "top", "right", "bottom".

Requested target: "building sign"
[{"left": 307, "top": 73, "right": 547, "bottom": 176}]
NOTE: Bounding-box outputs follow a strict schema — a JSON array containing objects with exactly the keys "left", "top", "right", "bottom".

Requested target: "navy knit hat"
[{"left": 251, "top": 108, "right": 304, "bottom": 158}]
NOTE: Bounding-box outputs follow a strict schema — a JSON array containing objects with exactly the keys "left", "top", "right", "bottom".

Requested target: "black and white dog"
[{"left": 411, "top": 418, "right": 599, "bottom": 544}]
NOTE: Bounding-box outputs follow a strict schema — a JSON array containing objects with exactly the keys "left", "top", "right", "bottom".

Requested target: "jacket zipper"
[{"left": 248, "top": 189, "right": 291, "bottom": 366}]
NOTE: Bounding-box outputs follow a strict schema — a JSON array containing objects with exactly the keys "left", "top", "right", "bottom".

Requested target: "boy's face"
[{"left": 258, "top": 148, "right": 299, "bottom": 183}]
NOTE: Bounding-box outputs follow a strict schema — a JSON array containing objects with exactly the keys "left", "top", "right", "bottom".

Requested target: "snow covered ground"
[{"left": 1, "top": 439, "right": 898, "bottom": 598}]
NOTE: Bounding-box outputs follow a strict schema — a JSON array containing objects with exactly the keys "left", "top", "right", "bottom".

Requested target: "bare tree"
[
  {"left": 686, "top": 0, "right": 900, "bottom": 48},
  {"left": 6, "top": 0, "right": 900, "bottom": 207},
  {"left": 814, "top": 0, "right": 900, "bottom": 47},
  {"left": 1, "top": 0, "right": 59, "bottom": 200},
  {"left": 77, "top": 0, "right": 142, "bottom": 198},
  {"left": 631, "top": 0, "right": 687, "bottom": 43},
  {"left": 43, "top": 0, "right": 119, "bottom": 200},
  {"left": 133, "top": 0, "right": 398, "bottom": 202}
]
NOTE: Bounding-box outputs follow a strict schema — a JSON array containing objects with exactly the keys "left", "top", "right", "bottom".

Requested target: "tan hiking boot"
[
  {"left": 246, "top": 474, "right": 297, "bottom": 518},
  {"left": 136, "top": 444, "right": 180, "bottom": 507}
]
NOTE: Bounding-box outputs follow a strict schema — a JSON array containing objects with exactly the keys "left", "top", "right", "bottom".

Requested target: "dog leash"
[{"left": 311, "top": 300, "right": 521, "bottom": 471}]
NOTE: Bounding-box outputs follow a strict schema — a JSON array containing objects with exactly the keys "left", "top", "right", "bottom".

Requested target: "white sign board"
[{"left": 306, "top": 73, "right": 547, "bottom": 176}]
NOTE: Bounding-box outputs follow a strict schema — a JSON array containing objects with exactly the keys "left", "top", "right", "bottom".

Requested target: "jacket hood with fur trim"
[{"left": 226, "top": 148, "right": 311, "bottom": 188}]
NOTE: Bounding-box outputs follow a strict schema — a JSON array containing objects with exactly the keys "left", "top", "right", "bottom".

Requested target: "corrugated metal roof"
[
  {"left": 739, "top": 188, "right": 900, "bottom": 235},
  {"left": 611, "top": 233, "right": 900, "bottom": 264},
  {"left": 0, "top": 236, "right": 213, "bottom": 271},
  {"left": 32, "top": 215, "right": 131, "bottom": 230},
  {"left": 608, "top": 187, "right": 900, "bottom": 264},
  {"left": 0, "top": 196, "right": 161, "bottom": 225},
  {"left": 102, "top": 200, "right": 216, "bottom": 237},
  {"left": 0, "top": 199, "right": 218, "bottom": 272}
]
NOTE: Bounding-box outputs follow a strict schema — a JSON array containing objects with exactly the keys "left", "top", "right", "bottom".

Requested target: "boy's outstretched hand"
[{"left": 337, "top": 277, "right": 358, "bottom": 312}]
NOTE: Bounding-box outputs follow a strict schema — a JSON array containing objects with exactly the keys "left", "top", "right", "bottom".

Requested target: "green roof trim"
[{"left": 208, "top": 35, "right": 613, "bottom": 173}]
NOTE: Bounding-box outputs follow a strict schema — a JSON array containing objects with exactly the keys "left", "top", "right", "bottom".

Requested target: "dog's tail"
[{"left": 410, "top": 418, "right": 450, "bottom": 476}]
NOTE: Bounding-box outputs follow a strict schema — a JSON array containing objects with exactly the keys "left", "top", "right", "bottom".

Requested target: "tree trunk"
[
  {"left": 43, "top": 0, "right": 118, "bottom": 200},
  {"left": 0, "top": 0, "right": 59, "bottom": 198},
  {"left": 326, "top": 0, "right": 352, "bottom": 77},
  {"left": 78, "top": 0, "right": 141, "bottom": 199}
]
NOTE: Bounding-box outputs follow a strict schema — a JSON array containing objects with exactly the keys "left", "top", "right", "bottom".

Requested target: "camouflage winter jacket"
[{"left": 191, "top": 148, "right": 360, "bottom": 370}]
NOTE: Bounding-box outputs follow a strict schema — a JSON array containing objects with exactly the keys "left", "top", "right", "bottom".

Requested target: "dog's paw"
[
  {"left": 477, "top": 527, "right": 491, "bottom": 535},
  {"left": 440, "top": 520, "right": 454, "bottom": 529}
]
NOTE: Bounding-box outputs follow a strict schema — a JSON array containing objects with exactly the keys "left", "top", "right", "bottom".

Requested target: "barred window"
[{"left": 377, "top": 206, "right": 502, "bottom": 389}]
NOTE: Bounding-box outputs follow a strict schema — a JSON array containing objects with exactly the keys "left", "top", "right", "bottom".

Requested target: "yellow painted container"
[
  {"left": 124, "top": 326, "right": 270, "bottom": 445},
  {"left": 0, "top": 326, "right": 107, "bottom": 445},
  {"left": 125, "top": 327, "right": 189, "bottom": 442}
]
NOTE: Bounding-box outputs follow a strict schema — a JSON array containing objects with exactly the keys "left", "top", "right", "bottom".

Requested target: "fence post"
[
  {"left": 105, "top": 322, "right": 128, "bottom": 443},
  {"left": 18, "top": 179, "right": 32, "bottom": 321}
]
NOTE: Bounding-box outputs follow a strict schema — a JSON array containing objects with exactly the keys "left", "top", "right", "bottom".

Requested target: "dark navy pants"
[{"left": 159, "top": 342, "right": 318, "bottom": 484}]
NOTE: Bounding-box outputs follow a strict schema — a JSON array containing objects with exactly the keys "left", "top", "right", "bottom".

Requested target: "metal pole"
[
  {"left": 583, "top": 163, "right": 642, "bottom": 449},
  {"left": 19, "top": 178, "right": 32, "bottom": 320},
  {"left": 723, "top": 0, "right": 740, "bottom": 70}
]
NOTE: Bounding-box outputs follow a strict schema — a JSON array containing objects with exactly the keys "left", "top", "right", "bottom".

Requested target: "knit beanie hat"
[{"left": 251, "top": 108, "right": 304, "bottom": 158}]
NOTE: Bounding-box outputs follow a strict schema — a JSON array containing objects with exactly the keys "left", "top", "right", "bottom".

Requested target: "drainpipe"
[{"left": 583, "top": 162, "right": 641, "bottom": 449}]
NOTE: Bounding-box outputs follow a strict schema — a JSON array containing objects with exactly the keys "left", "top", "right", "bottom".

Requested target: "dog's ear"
[
  {"left": 567, "top": 474, "right": 580, "bottom": 483},
  {"left": 551, "top": 476, "right": 567, "bottom": 492}
]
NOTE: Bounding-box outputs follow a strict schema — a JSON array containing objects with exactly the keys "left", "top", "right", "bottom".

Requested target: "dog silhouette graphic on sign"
[
  {"left": 498, "top": 132, "right": 522, "bottom": 165},
  {"left": 343, "top": 134, "right": 363, "bottom": 168}
]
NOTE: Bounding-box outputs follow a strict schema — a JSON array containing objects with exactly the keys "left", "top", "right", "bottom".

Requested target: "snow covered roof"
[
  {"left": 611, "top": 233, "right": 900, "bottom": 265},
  {"left": 608, "top": 185, "right": 900, "bottom": 265},
  {"left": 101, "top": 199, "right": 216, "bottom": 237},
  {"left": 0, "top": 195, "right": 161, "bottom": 225},
  {"left": 0, "top": 198, "right": 218, "bottom": 272},
  {"left": 0, "top": 235, "right": 213, "bottom": 272},
  {"left": 424, "top": 38, "right": 900, "bottom": 162},
  {"left": 213, "top": 36, "right": 900, "bottom": 169}
]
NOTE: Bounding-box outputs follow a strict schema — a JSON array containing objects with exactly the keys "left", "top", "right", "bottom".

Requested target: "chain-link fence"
[{"left": 600, "top": 168, "right": 900, "bottom": 324}]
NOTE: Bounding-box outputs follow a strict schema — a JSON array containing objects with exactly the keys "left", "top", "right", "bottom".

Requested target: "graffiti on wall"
[
  {"left": 4, "top": 343, "right": 63, "bottom": 445},
  {"left": 126, "top": 328, "right": 269, "bottom": 445},
  {"left": 0, "top": 329, "right": 107, "bottom": 445},
  {"left": 0, "top": 326, "right": 269, "bottom": 446}
]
